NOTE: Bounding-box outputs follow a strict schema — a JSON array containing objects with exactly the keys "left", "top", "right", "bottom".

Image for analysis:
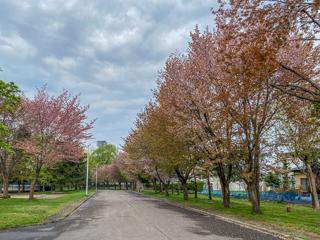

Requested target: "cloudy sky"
[{"left": 0, "top": 0, "right": 216, "bottom": 147}]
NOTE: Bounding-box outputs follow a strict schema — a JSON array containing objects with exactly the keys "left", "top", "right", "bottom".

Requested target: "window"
[{"left": 300, "top": 178, "right": 309, "bottom": 192}]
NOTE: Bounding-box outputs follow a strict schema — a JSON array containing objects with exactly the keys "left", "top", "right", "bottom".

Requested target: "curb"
[
  {"left": 135, "top": 192, "right": 303, "bottom": 240},
  {"left": 44, "top": 191, "right": 97, "bottom": 224}
]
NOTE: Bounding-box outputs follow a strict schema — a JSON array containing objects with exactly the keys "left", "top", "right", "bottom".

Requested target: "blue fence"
[{"left": 200, "top": 190, "right": 320, "bottom": 204}]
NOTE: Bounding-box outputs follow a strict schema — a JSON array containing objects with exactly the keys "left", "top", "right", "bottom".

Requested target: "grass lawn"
[
  {"left": 143, "top": 190, "right": 320, "bottom": 239},
  {"left": 0, "top": 190, "right": 94, "bottom": 229}
]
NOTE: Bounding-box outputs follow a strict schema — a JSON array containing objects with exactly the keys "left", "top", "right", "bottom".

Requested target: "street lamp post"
[
  {"left": 85, "top": 141, "right": 96, "bottom": 196},
  {"left": 95, "top": 166, "right": 98, "bottom": 192},
  {"left": 86, "top": 152, "right": 89, "bottom": 196}
]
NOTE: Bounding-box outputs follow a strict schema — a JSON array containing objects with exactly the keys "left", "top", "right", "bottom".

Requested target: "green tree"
[
  {"left": 89, "top": 144, "right": 117, "bottom": 167},
  {"left": 41, "top": 160, "right": 87, "bottom": 191},
  {"left": 264, "top": 172, "right": 281, "bottom": 189},
  {"left": 0, "top": 80, "right": 22, "bottom": 198}
]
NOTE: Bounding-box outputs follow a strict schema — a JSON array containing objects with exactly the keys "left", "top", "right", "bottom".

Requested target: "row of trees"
[
  {"left": 0, "top": 82, "right": 93, "bottom": 199},
  {"left": 115, "top": 0, "right": 320, "bottom": 214}
]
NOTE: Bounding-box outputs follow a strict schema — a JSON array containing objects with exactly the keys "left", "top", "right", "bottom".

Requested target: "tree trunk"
[
  {"left": 282, "top": 159, "right": 289, "bottom": 192},
  {"left": 207, "top": 171, "right": 212, "bottom": 200},
  {"left": 306, "top": 163, "right": 319, "bottom": 209},
  {"left": 29, "top": 165, "right": 43, "bottom": 199},
  {"left": 216, "top": 164, "right": 230, "bottom": 208},
  {"left": 181, "top": 182, "right": 188, "bottom": 200},
  {"left": 125, "top": 181, "right": 128, "bottom": 190},
  {"left": 29, "top": 178, "right": 38, "bottom": 200},
  {"left": 18, "top": 181, "right": 21, "bottom": 193},
  {"left": 246, "top": 181, "right": 261, "bottom": 214},
  {"left": 193, "top": 173, "right": 198, "bottom": 199},
  {"left": 2, "top": 175, "right": 10, "bottom": 198},
  {"left": 153, "top": 179, "right": 156, "bottom": 192},
  {"left": 175, "top": 169, "right": 189, "bottom": 200},
  {"left": 118, "top": 182, "right": 121, "bottom": 190},
  {"left": 164, "top": 183, "right": 169, "bottom": 197},
  {"left": 221, "top": 181, "right": 230, "bottom": 208}
]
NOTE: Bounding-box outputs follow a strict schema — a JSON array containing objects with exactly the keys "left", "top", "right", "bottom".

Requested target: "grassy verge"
[
  {"left": 0, "top": 190, "right": 94, "bottom": 229},
  {"left": 143, "top": 190, "right": 320, "bottom": 239}
]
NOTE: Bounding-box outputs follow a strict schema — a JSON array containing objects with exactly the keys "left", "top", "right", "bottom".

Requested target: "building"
[
  {"left": 292, "top": 167, "right": 320, "bottom": 193},
  {"left": 97, "top": 141, "right": 107, "bottom": 147}
]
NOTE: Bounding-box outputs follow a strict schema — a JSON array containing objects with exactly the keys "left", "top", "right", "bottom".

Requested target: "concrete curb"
[
  {"left": 135, "top": 192, "right": 304, "bottom": 240},
  {"left": 44, "top": 191, "right": 97, "bottom": 224}
]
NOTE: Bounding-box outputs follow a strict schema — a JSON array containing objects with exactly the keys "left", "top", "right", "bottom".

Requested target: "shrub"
[{"left": 188, "top": 181, "right": 204, "bottom": 192}]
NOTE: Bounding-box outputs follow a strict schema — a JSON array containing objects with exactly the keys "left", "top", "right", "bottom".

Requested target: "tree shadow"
[{"left": 139, "top": 195, "right": 280, "bottom": 240}]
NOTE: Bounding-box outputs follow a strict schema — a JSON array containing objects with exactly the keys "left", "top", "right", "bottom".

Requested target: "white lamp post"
[
  {"left": 85, "top": 141, "right": 96, "bottom": 196},
  {"left": 86, "top": 152, "right": 89, "bottom": 196},
  {"left": 95, "top": 166, "right": 98, "bottom": 192}
]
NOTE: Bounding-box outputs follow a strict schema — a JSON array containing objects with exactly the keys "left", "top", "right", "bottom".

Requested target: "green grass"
[
  {"left": 0, "top": 190, "right": 94, "bottom": 229},
  {"left": 143, "top": 190, "right": 320, "bottom": 239}
]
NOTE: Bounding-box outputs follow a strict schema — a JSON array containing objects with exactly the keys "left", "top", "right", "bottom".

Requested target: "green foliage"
[
  {"left": 187, "top": 181, "right": 205, "bottom": 192},
  {"left": 264, "top": 172, "right": 281, "bottom": 188},
  {"left": 89, "top": 143, "right": 117, "bottom": 167},
  {"left": 40, "top": 160, "right": 86, "bottom": 189},
  {"left": 0, "top": 80, "right": 21, "bottom": 114},
  {"left": 0, "top": 80, "right": 21, "bottom": 153},
  {"left": 152, "top": 181, "right": 204, "bottom": 192}
]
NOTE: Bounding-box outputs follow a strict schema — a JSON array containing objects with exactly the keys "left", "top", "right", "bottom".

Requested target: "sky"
[{"left": 0, "top": 0, "right": 216, "bottom": 147}]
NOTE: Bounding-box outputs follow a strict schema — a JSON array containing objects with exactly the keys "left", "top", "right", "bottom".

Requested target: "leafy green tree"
[
  {"left": 0, "top": 80, "right": 22, "bottom": 198},
  {"left": 40, "top": 160, "right": 86, "bottom": 191},
  {"left": 89, "top": 144, "right": 117, "bottom": 166},
  {"left": 264, "top": 172, "right": 281, "bottom": 189}
]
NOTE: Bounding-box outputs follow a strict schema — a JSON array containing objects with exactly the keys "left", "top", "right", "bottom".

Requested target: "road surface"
[{"left": 0, "top": 191, "right": 281, "bottom": 240}]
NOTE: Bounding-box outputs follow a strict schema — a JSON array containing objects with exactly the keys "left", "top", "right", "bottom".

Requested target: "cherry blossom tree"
[
  {"left": 279, "top": 99, "right": 320, "bottom": 209},
  {"left": 17, "top": 87, "right": 93, "bottom": 199},
  {"left": 124, "top": 103, "right": 200, "bottom": 199},
  {"left": 155, "top": 30, "right": 239, "bottom": 207},
  {"left": 219, "top": 0, "right": 320, "bottom": 102}
]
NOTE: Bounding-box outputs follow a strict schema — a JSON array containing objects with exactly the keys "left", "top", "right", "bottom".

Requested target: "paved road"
[{"left": 0, "top": 191, "right": 281, "bottom": 240}]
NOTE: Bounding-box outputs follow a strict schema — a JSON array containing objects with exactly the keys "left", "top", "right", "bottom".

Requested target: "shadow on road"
[{"left": 136, "top": 193, "right": 280, "bottom": 240}]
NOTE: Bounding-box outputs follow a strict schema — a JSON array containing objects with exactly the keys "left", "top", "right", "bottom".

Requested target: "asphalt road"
[{"left": 0, "top": 191, "right": 282, "bottom": 240}]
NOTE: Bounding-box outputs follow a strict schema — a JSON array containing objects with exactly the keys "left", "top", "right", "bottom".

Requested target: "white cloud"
[
  {"left": 0, "top": 0, "right": 216, "bottom": 146},
  {"left": 94, "top": 63, "right": 120, "bottom": 82},
  {"left": 44, "top": 56, "right": 78, "bottom": 70},
  {"left": 0, "top": 32, "right": 36, "bottom": 58}
]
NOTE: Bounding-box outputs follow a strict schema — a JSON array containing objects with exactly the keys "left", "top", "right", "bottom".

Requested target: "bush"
[
  {"left": 144, "top": 181, "right": 151, "bottom": 188},
  {"left": 148, "top": 181, "right": 205, "bottom": 193},
  {"left": 285, "top": 188, "right": 299, "bottom": 194},
  {"left": 188, "top": 181, "right": 204, "bottom": 192}
]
